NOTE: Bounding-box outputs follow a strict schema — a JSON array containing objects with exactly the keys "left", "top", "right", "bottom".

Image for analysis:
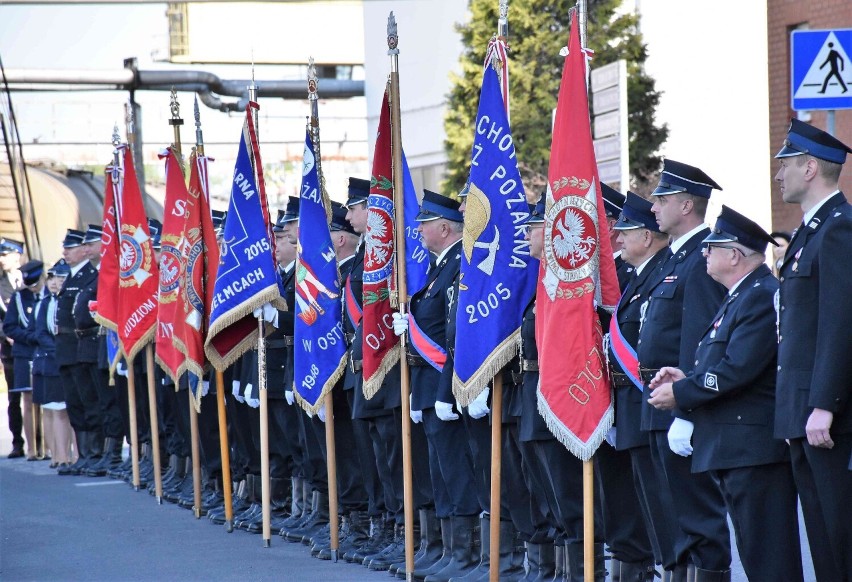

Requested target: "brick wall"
[{"left": 767, "top": 0, "right": 852, "bottom": 233}]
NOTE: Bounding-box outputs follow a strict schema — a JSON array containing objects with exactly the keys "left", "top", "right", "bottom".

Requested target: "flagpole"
[
  {"left": 307, "top": 59, "right": 340, "bottom": 561},
  {"left": 386, "top": 12, "right": 415, "bottom": 578},
  {"left": 145, "top": 344, "right": 164, "bottom": 503},
  {"left": 192, "top": 96, "right": 234, "bottom": 532},
  {"left": 127, "top": 358, "right": 141, "bottom": 490},
  {"left": 247, "top": 74, "right": 273, "bottom": 548}
]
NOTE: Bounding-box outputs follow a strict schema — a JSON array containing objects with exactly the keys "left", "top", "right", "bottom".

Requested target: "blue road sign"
[{"left": 791, "top": 28, "right": 852, "bottom": 111}]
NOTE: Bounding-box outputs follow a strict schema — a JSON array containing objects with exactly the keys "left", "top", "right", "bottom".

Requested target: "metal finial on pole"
[
  {"left": 111, "top": 124, "right": 122, "bottom": 184},
  {"left": 387, "top": 12, "right": 399, "bottom": 57},
  {"left": 194, "top": 94, "right": 204, "bottom": 156},
  {"left": 498, "top": 0, "right": 509, "bottom": 40},
  {"left": 248, "top": 57, "right": 259, "bottom": 140},
  {"left": 169, "top": 87, "right": 185, "bottom": 164}
]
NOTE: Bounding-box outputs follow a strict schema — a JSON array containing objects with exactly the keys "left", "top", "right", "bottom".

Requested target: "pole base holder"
[
  {"left": 330, "top": 549, "right": 338, "bottom": 563},
  {"left": 263, "top": 538, "right": 271, "bottom": 548},
  {"left": 156, "top": 496, "right": 163, "bottom": 505},
  {"left": 225, "top": 520, "right": 234, "bottom": 533},
  {"left": 133, "top": 485, "right": 141, "bottom": 492},
  {"left": 193, "top": 507, "right": 201, "bottom": 519}
]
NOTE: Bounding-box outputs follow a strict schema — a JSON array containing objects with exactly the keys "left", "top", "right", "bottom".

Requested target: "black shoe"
[{"left": 7, "top": 447, "right": 25, "bottom": 459}]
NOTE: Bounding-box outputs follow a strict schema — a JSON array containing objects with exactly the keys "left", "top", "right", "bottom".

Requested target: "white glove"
[
  {"left": 253, "top": 303, "right": 279, "bottom": 327},
  {"left": 201, "top": 381, "right": 210, "bottom": 397},
  {"left": 667, "top": 418, "right": 694, "bottom": 457},
  {"left": 410, "top": 394, "right": 422, "bottom": 424},
  {"left": 232, "top": 380, "right": 245, "bottom": 403},
  {"left": 467, "top": 387, "right": 490, "bottom": 420},
  {"left": 605, "top": 426, "right": 617, "bottom": 447},
  {"left": 285, "top": 390, "right": 295, "bottom": 406},
  {"left": 435, "top": 400, "right": 459, "bottom": 422},
  {"left": 317, "top": 403, "right": 327, "bottom": 423},
  {"left": 392, "top": 312, "right": 409, "bottom": 337},
  {"left": 244, "top": 383, "right": 259, "bottom": 408},
  {"left": 116, "top": 362, "right": 128, "bottom": 378}
]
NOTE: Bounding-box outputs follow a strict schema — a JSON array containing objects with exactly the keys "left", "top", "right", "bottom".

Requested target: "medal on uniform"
[
  {"left": 710, "top": 315, "right": 723, "bottom": 339},
  {"left": 792, "top": 248, "right": 802, "bottom": 272}
]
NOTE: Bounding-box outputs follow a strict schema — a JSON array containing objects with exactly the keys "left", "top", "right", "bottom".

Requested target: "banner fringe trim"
[{"left": 452, "top": 330, "right": 519, "bottom": 406}]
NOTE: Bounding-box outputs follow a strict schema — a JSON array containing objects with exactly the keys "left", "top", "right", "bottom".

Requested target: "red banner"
[
  {"left": 361, "top": 90, "right": 399, "bottom": 397},
  {"left": 535, "top": 11, "right": 620, "bottom": 461},
  {"left": 94, "top": 163, "right": 120, "bottom": 333},
  {"left": 115, "top": 146, "right": 159, "bottom": 364},
  {"left": 173, "top": 151, "right": 219, "bottom": 391},
  {"left": 154, "top": 148, "right": 187, "bottom": 383}
]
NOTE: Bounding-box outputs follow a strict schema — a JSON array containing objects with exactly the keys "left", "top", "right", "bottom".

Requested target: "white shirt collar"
[
  {"left": 283, "top": 260, "right": 296, "bottom": 274},
  {"left": 338, "top": 253, "right": 355, "bottom": 266},
  {"left": 434, "top": 239, "right": 461, "bottom": 267},
  {"left": 803, "top": 190, "right": 841, "bottom": 226},
  {"left": 70, "top": 259, "right": 90, "bottom": 278},
  {"left": 728, "top": 271, "right": 753, "bottom": 296},
  {"left": 670, "top": 224, "right": 707, "bottom": 255},
  {"left": 635, "top": 254, "right": 656, "bottom": 276}
]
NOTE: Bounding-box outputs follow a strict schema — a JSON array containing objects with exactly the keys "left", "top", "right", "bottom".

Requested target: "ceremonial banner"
[
  {"left": 453, "top": 62, "right": 538, "bottom": 406},
  {"left": 114, "top": 145, "right": 160, "bottom": 363},
  {"left": 155, "top": 147, "right": 188, "bottom": 383},
  {"left": 293, "top": 131, "right": 346, "bottom": 412},
  {"left": 173, "top": 151, "right": 219, "bottom": 401},
  {"left": 204, "top": 104, "right": 285, "bottom": 371},
  {"left": 536, "top": 12, "right": 620, "bottom": 461},
  {"left": 94, "top": 163, "right": 120, "bottom": 334},
  {"left": 361, "top": 91, "right": 429, "bottom": 398}
]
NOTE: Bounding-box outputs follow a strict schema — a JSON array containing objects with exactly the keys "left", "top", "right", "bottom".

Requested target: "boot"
[
  {"left": 392, "top": 508, "right": 442, "bottom": 577},
  {"left": 619, "top": 560, "right": 657, "bottom": 582},
  {"left": 283, "top": 490, "right": 329, "bottom": 543},
  {"left": 238, "top": 475, "right": 266, "bottom": 528},
  {"left": 448, "top": 514, "right": 489, "bottom": 581},
  {"left": 494, "top": 521, "right": 525, "bottom": 581},
  {"left": 86, "top": 437, "right": 123, "bottom": 476},
  {"left": 565, "top": 542, "right": 606, "bottom": 582},
  {"left": 692, "top": 569, "right": 730, "bottom": 582},
  {"left": 528, "top": 542, "right": 556, "bottom": 581},
  {"left": 663, "top": 564, "right": 690, "bottom": 582},
  {"left": 107, "top": 453, "right": 132, "bottom": 479},
  {"left": 554, "top": 544, "right": 564, "bottom": 582},
  {"left": 425, "top": 515, "right": 478, "bottom": 581},
  {"left": 87, "top": 432, "right": 104, "bottom": 469},
  {"left": 611, "top": 558, "right": 621, "bottom": 582},
  {"left": 279, "top": 479, "right": 311, "bottom": 535},
  {"left": 246, "top": 477, "right": 291, "bottom": 534},
  {"left": 209, "top": 479, "right": 249, "bottom": 525},
  {"left": 345, "top": 515, "right": 389, "bottom": 563},
  {"left": 366, "top": 524, "right": 408, "bottom": 571},
  {"left": 320, "top": 510, "right": 369, "bottom": 560},
  {"left": 413, "top": 517, "right": 453, "bottom": 580},
  {"left": 63, "top": 431, "right": 90, "bottom": 475}
]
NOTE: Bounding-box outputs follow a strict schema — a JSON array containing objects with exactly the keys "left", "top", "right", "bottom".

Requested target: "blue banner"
[
  {"left": 401, "top": 151, "right": 429, "bottom": 294},
  {"left": 294, "top": 132, "right": 347, "bottom": 411},
  {"left": 205, "top": 118, "right": 285, "bottom": 370},
  {"left": 452, "top": 64, "right": 539, "bottom": 405}
]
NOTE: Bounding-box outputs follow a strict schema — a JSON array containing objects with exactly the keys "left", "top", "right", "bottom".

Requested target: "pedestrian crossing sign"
[{"left": 791, "top": 29, "right": 852, "bottom": 111}]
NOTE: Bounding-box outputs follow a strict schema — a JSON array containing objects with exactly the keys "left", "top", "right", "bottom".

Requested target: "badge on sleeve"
[{"left": 703, "top": 373, "right": 718, "bottom": 391}]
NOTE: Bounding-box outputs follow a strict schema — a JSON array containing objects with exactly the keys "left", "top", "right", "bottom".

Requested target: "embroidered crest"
[
  {"left": 704, "top": 373, "right": 718, "bottom": 391},
  {"left": 119, "top": 223, "right": 154, "bottom": 287}
]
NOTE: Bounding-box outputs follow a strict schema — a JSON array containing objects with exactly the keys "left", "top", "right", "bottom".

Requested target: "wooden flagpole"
[
  {"left": 145, "top": 344, "right": 164, "bottom": 503},
  {"left": 386, "top": 12, "right": 415, "bottom": 579},
  {"left": 308, "top": 57, "right": 340, "bottom": 560},
  {"left": 126, "top": 358, "right": 141, "bottom": 490}
]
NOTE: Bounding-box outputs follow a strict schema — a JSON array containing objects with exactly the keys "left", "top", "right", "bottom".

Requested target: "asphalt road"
[{"left": 0, "top": 391, "right": 817, "bottom": 581}]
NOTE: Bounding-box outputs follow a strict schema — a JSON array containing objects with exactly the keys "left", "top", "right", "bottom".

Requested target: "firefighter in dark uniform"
[
  {"left": 773, "top": 119, "right": 852, "bottom": 582},
  {"left": 74, "top": 225, "right": 125, "bottom": 476},
  {"left": 1, "top": 238, "right": 26, "bottom": 458},
  {"left": 55, "top": 228, "right": 102, "bottom": 475},
  {"left": 637, "top": 160, "right": 730, "bottom": 582},
  {"left": 3, "top": 259, "right": 44, "bottom": 460},
  {"left": 648, "top": 205, "right": 803, "bottom": 582},
  {"left": 338, "top": 178, "right": 406, "bottom": 569},
  {"left": 607, "top": 192, "right": 675, "bottom": 581},
  {"left": 594, "top": 191, "right": 659, "bottom": 582},
  {"left": 392, "top": 190, "right": 480, "bottom": 581}
]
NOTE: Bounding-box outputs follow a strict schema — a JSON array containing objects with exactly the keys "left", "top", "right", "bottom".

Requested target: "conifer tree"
[{"left": 444, "top": 0, "right": 668, "bottom": 196}]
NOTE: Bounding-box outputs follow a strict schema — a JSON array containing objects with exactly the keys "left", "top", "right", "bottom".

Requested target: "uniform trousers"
[
  {"left": 60, "top": 364, "right": 86, "bottom": 431},
  {"left": 160, "top": 381, "right": 189, "bottom": 458},
  {"left": 421, "top": 408, "right": 480, "bottom": 518},
  {"left": 300, "top": 411, "right": 327, "bottom": 492},
  {"left": 4, "top": 359, "right": 24, "bottom": 449},
  {"left": 72, "top": 362, "right": 105, "bottom": 435},
  {"left": 790, "top": 434, "right": 852, "bottom": 582},
  {"left": 89, "top": 366, "right": 123, "bottom": 439},
  {"left": 345, "top": 388, "right": 385, "bottom": 517},
  {"left": 714, "top": 462, "right": 802, "bottom": 582},
  {"left": 650, "top": 430, "right": 731, "bottom": 571},
  {"left": 595, "top": 443, "right": 654, "bottom": 564},
  {"left": 229, "top": 394, "right": 258, "bottom": 478},
  {"left": 629, "top": 445, "right": 680, "bottom": 568},
  {"left": 531, "top": 438, "right": 589, "bottom": 543},
  {"left": 517, "top": 439, "right": 559, "bottom": 543},
  {"left": 197, "top": 391, "right": 222, "bottom": 479}
]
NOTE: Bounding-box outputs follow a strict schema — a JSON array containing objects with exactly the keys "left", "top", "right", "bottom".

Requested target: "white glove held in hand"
[
  {"left": 605, "top": 426, "right": 617, "bottom": 447},
  {"left": 285, "top": 390, "right": 295, "bottom": 406},
  {"left": 409, "top": 394, "right": 422, "bottom": 424},
  {"left": 467, "top": 387, "right": 490, "bottom": 420},
  {"left": 244, "top": 383, "right": 259, "bottom": 408},
  {"left": 435, "top": 400, "right": 459, "bottom": 422},
  {"left": 253, "top": 303, "right": 279, "bottom": 327},
  {"left": 667, "top": 418, "right": 694, "bottom": 457},
  {"left": 317, "top": 404, "right": 327, "bottom": 423},
  {"left": 201, "top": 381, "right": 210, "bottom": 397},
  {"left": 392, "top": 312, "right": 409, "bottom": 337},
  {"left": 232, "top": 380, "right": 244, "bottom": 403}
]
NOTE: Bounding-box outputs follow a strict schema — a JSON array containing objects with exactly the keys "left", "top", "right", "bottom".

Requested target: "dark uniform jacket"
[
  {"left": 409, "top": 240, "right": 461, "bottom": 412},
  {"left": 55, "top": 260, "right": 98, "bottom": 367},
  {"left": 0, "top": 273, "right": 17, "bottom": 360},
  {"left": 263, "top": 265, "right": 295, "bottom": 399},
  {"left": 3, "top": 287, "right": 39, "bottom": 360},
  {"left": 638, "top": 228, "right": 726, "bottom": 432},
  {"left": 609, "top": 247, "right": 668, "bottom": 450},
  {"left": 73, "top": 275, "right": 101, "bottom": 364},
  {"left": 32, "top": 293, "right": 59, "bottom": 377},
  {"left": 519, "top": 296, "right": 553, "bottom": 442},
  {"left": 672, "top": 265, "right": 788, "bottom": 472},
  {"left": 775, "top": 192, "right": 852, "bottom": 439}
]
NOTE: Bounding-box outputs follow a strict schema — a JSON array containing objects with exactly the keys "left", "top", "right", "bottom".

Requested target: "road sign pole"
[{"left": 827, "top": 110, "right": 835, "bottom": 135}]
